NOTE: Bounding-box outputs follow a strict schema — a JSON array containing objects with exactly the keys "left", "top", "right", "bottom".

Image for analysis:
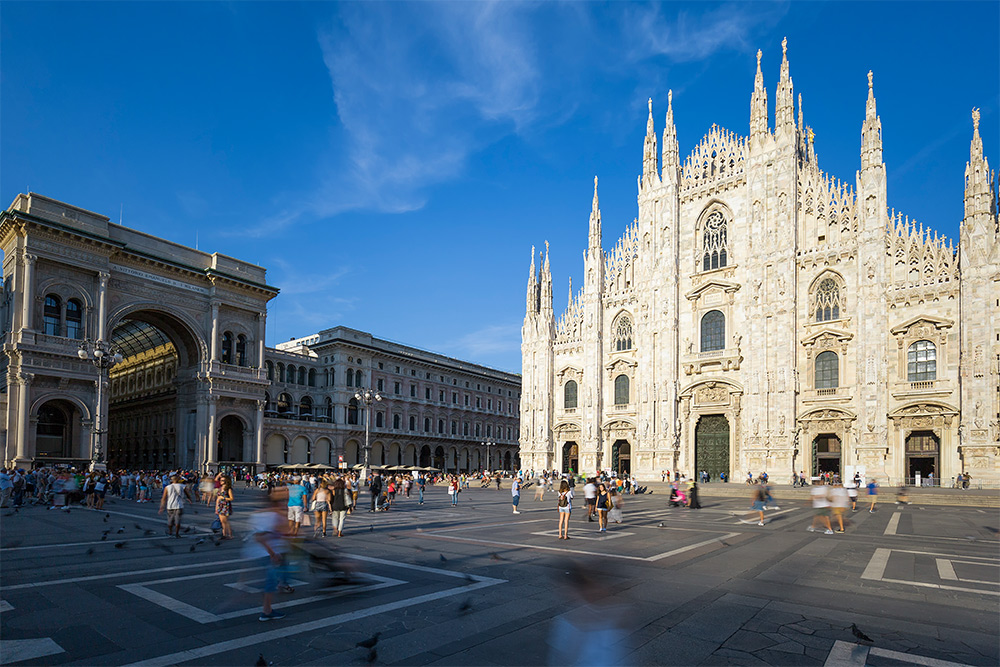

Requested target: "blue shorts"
[
  {"left": 752, "top": 500, "right": 766, "bottom": 511},
  {"left": 261, "top": 556, "right": 281, "bottom": 593},
  {"left": 512, "top": 495, "right": 520, "bottom": 506}
]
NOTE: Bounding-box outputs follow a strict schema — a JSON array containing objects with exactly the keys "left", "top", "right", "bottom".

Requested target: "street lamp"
[
  {"left": 481, "top": 440, "right": 495, "bottom": 472},
  {"left": 355, "top": 388, "right": 382, "bottom": 481},
  {"left": 78, "top": 339, "right": 124, "bottom": 467}
]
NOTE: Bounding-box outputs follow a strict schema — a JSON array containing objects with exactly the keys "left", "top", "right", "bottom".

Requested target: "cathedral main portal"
[{"left": 695, "top": 415, "right": 730, "bottom": 479}]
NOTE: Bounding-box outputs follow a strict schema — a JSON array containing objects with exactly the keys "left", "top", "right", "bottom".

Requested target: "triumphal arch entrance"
[{"left": 0, "top": 194, "right": 278, "bottom": 471}]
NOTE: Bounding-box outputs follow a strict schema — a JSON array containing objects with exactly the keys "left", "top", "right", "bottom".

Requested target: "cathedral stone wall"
[{"left": 521, "top": 42, "right": 1000, "bottom": 486}]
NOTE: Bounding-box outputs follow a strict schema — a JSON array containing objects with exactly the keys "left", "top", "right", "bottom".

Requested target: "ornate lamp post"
[
  {"left": 355, "top": 388, "right": 382, "bottom": 481},
  {"left": 78, "top": 339, "right": 124, "bottom": 466},
  {"left": 481, "top": 440, "right": 495, "bottom": 472}
]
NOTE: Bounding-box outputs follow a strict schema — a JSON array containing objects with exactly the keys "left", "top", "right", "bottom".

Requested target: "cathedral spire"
[
  {"left": 642, "top": 98, "right": 659, "bottom": 187},
  {"left": 775, "top": 37, "right": 794, "bottom": 136},
  {"left": 525, "top": 245, "right": 537, "bottom": 315},
  {"left": 589, "top": 176, "right": 602, "bottom": 253},
  {"left": 541, "top": 241, "right": 553, "bottom": 314},
  {"left": 963, "top": 108, "right": 997, "bottom": 228},
  {"left": 567, "top": 276, "right": 573, "bottom": 309},
  {"left": 662, "top": 89, "right": 680, "bottom": 174},
  {"left": 860, "top": 70, "right": 883, "bottom": 172},
  {"left": 750, "top": 49, "right": 769, "bottom": 143}
]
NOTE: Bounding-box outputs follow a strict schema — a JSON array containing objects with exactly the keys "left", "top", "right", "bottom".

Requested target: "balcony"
[
  {"left": 683, "top": 347, "right": 741, "bottom": 375},
  {"left": 802, "top": 386, "right": 851, "bottom": 404},
  {"left": 892, "top": 379, "right": 952, "bottom": 400}
]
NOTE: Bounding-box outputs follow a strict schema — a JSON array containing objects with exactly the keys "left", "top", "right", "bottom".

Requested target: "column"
[
  {"left": 21, "top": 253, "right": 36, "bottom": 331},
  {"left": 97, "top": 271, "right": 109, "bottom": 340},
  {"left": 80, "top": 420, "right": 94, "bottom": 461},
  {"left": 255, "top": 399, "right": 265, "bottom": 466},
  {"left": 206, "top": 395, "right": 218, "bottom": 470},
  {"left": 209, "top": 302, "right": 220, "bottom": 362},
  {"left": 16, "top": 373, "right": 33, "bottom": 461},
  {"left": 195, "top": 396, "right": 207, "bottom": 470},
  {"left": 257, "top": 312, "right": 266, "bottom": 368}
]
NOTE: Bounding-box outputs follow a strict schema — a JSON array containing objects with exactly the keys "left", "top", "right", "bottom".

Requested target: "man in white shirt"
[
  {"left": 807, "top": 484, "right": 834, "bottom": 535},
  {"left": 158, "top": 475, "right": 192, "bottom": 538},
  {"left": 583, "top": 479, "right": 598, "bottom": 522}
]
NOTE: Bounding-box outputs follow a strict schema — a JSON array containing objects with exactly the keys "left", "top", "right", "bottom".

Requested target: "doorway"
[
  {"left": 562, "top": 441, "right": 579, "bottom": 474},
  {"left": 612, "top": 440, "right": 631, "bottom": 475},
  {"left": 905, "top": 431, "right": 939, "bottom": 484},
  {"left": 695, "top": 414, "right": 730, "bottom": 479},
  {"left": 811, "top": 434, "right": 842, "bottom": 477}
]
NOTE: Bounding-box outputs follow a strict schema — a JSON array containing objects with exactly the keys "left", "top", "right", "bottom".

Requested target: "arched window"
[
  {"left": 438, "top": 419, "right": 444, "bottom": 434},
  {"left": 264, "top": 392, "right": 271, "bottom": 411},
  {"left": 325, "top": 397, "right": 334, "bottom": 421},
  {"left": 701, "top": 211, "right": 728, "bottom": 271},
  {"left": 236, "top": 335, "right": 248, "bottom": 366},
  {"left": 308, "top": 368, "right": 316, "bottom": 386},
  {"left": 286, "top": 364, "right": 296, "bottom": 383},
  {"left": 409, "top": 415, "right": 416, "bottom": 431},
  {"left": 221, "top": 332, "right": 234, "bottom": 364},
  {"left": 376, "top": 412, "right": 384, "bottom": 428},
  {"left": 393, "top": 413, "right": 401, "bottom": 429},
  {"left": 66, "top": 299, "right": 83, "bottom": 339},
  {"left": 43, "top": 295, "right": 61, "bottom": 335},
  {"left": 815, "top": 351, "right": 839, "bottom": 389},
  {"left": 907, "top": 340, "right": 937, "bottom": 381},
  {"left": 815, "top": 278, "right": 842, "bottom": 322},
  {"left": 700, "top": 310, "right": 725, "bottom": 352},
  {"left": 613, "top": 314, "right": 633, "bottom": 351},
  {"left": 564, "top": 380, "right": 578, "bottom": 409},
  {"left": 614, "top": 374, "right": 630, "bottom": 406},
  {"left": 347, "top": 398, "right": 359, "bottom": 425},
  {"left": 424, "top": 417, "right": 431, "bottom": 432},
  {"left": 266, "top": 361, "right": 274, "bottom": 381},
  {"left": 298, "top": 367, "right": 306, "bottom": 385},
  {"left": 346, "top": 369, "right": 355, "bottom": 386},
  {"left": 355, "top": 371, "right": 363, "bottom": 388},
  {"left": 277, "top": 363, "right": 285, "bottom": 382},
  {"left": 277, "top": 393, "right": 292, "bottom": 414},
  {"left": 300, "top": 396, "right": 313, "bottom": 417}
]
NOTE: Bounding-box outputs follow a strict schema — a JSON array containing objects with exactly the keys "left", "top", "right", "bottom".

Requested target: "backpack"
[{"left": 558, "top": 492, "right": 568, "bottom": 508}]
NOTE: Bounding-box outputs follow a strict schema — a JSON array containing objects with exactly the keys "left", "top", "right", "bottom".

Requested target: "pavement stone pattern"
[{"left": 1, "top": 483, "right": 998, "bottom": 666}]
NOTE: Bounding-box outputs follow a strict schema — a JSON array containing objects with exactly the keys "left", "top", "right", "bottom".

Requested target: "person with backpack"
[
  {"left": 595, "top": 482, "right": 612, "bottom": 533},
  {"left": 556, "top": 480, "right": 573, "bottom": 539},
  {"left": 368, "top": 472, "right": 382, "bottom": 513}
]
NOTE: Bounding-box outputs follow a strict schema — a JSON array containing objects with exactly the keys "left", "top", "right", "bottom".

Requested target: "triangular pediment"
[
  {"left": 801, "top": 327, "right": 854, "bottom": 346},
  {"left": 685, "top": 279, "right": 741, "bottom": 301},
  {"left": 889, "top": 315, "right": 954, "bottom": 335},
  {"left": 604, "top": 357, "right": 637, "bottom": 372}
]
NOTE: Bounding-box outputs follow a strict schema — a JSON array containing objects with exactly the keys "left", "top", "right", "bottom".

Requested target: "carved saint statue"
[
  {"left": 684, "top": 338, "right": 693, "bottom": 355},
  {"left": 975, "top": 400, "right": 984, "bottom": 428},
  {"left": 778, "top": 414, "right": 785, "bottom": 434}
]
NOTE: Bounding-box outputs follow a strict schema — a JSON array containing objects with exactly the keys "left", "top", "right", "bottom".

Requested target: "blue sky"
[{"left": 2, "top": 1, "right": 997, "bottom": 373}]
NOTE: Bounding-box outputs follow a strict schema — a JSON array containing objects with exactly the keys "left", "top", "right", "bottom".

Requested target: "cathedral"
[{"left": 520, "top": 40, "right": 1000, "bottom": 485}]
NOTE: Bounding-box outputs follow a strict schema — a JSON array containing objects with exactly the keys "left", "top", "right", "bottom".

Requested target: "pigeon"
[
  {"left": 134, "top": 523, "right": 143, "bottom": 530},
  {"left": 464, "top": 574, "right": 476, "bottom": 584},
  {"left": 255, "top": 655, "right": 268, "bottom": 667},
  {"left": 3, "top": 512, "right": 15, "bottom": 517},
  {"left": 86, "top": 548, "right": 95, "bottom": 555},
  {"left": 189, "top": 545, "right": 197, "bottom": 552},
  {"left": 195, "top": 538, "right": 206, "bottom": 545},
  {"left": 103, "top": 517, "right": 109, "bottom": 523},
  {"left": 366, "top": 648, "right": 377, "bottom": 664},
  {"left": 213, "top": 539, "right": 221, "bottom": 547},
  {"left": 658, "top": 522, "right": 664, "bottom": 528},
  {"left": 182, "top": 527, "right": 193, "bottom": 534},
  {"left": 458, "top": 599, "right": 472, "bottom": 613},
  {"left": 63, "top": 507, "right": 70, "bottom": 513},
  {"left": 117, "top": 528, "right": 125, "bottom": 534},
  {"left": 489, "top": 552, "right": 504, "bottom": 561},
  {"left": 356, "top": 632, "right": 381, "bottom": 649},
  {"left": 851, "top": 623, "right": 873, "bottom": 644},
  {"left": 101, "top": 535, "right": 108, "bottom": 541},
  {"left": 114, "top": 542, "right": 126, "bottom": 549},
  {"left": 105, "top": 513, "right": 111, "bottom": 518},
  {"left": 370, "top": 525, "right": 374, "bottom": 533},
  {"left": 439, "top": 554, "right": 447, "bottom": 562}
]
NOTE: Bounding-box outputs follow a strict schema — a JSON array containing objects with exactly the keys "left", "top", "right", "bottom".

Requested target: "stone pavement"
[{"left": 1, "top": 484, "right": 997, "bottom": 666}]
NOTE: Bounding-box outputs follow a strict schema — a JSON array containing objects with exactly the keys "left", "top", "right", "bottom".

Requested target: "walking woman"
[
  {"left": 557, "top": 480, "right": 573, "bottom": 539},
  {"left": 596, "top": 482, "right": 611, "bottom": 533},
  {"left": 215, "top": 477, "right": 235, "bottom": 539},
  {"left": 311, "top": 481, "right": 331, "bottom": 537},
  {"left": 330, "top": 478, "right": 350, "bottom": 537},
  {"left": 449, "top": 475, "right": 460, "bottom": 506}
]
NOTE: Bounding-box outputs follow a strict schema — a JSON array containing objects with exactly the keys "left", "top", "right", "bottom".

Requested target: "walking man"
[
  {"left": 369, "top": 471, "right": 383, "bottom": 513},
  {"left": 867, "top": 478, "right": 879, "bottom": 512},
  {"left": 583, "top": 478, "right": 597, "bottom": 522},
  {"left": 158, "top": 474, "right": 193, "bottom": 538},
  {"left": 511, "top": 476, "right": 521, "bottom": 514}
]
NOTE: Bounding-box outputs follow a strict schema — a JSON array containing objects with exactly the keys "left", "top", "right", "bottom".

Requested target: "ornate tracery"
[
  {"left": 701, "top": 211, "right": 729, "bottom": 271},
  {"left": 814, "top": 277, "right": 843, "bottom": 321},
  {"left": 613, "top": 313, "right": 633, "bottom": 352}
]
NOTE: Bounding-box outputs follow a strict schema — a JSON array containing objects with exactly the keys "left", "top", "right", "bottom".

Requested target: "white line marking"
[
  {"left": 0, "top": 638, "right": 65, "bottom": 662},
  {"left": 861, "top": 548, "right": 892, "bottom": 580},
  {"left": 2, "top": 535, "right": 177, "bottom": 552},
  {"left": 869, "top": 646, "right": 975, "bottom": 666},
  {"left": 647, "top": 533, "right": 742, "bottom": 562},
  {"left": 122, "top": 566, "right": 505, "bottom": 666},
  {"left": 0, "top": 600, "right": 12, "bottom": 613},
  {"left": 0, "top": 557, "right": 254, "bottom": 591},
  {"left": 823, "top": 640, "right": 868, "bottom": 667},
  {"left": 224, "top": 577, "right": 308, "bottom": 594},
  {"left": 885, "top": 511, "right": 901, "bottom": 535},
  {"left": 936, "top": 558, "right": 958, "bottom": 581},
  {"left": 881, "top": 549, "right": 999, "bottom": 561},
  {"left": 119, "top": 583, "right": 222, "bottom": 623},
  {"left": 424, "top": 518, "right": 549, "bottom": 533}
]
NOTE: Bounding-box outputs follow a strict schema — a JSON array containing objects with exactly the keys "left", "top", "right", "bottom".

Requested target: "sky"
[{"left": 2, "top": 1, "right": 997, "bottom": 374}]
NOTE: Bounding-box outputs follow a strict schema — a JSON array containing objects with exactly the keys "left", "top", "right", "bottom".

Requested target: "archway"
[
  {"left": 906, "top": 431, "right": 940, "bottom": 484},
  {"left": 419, "top": 445, "right": 431, "bottom": 468},
  {"left": 403, "top": 443, "right": 416, "bottom": 466},
  {"left": 217, "top": 415, "right": 244, "bottom": 463},
  {"left": 35, "top": 400, "right": 82, "bottom": 461},
  {"left": 812, "top": 434, "right": 841, "bottom": 477},
  {"left": 612, "top": 440, "right": 631, "bottom": 475},
  {"left": 107, "top": 309, "right": 203, "bottom": 469},
  {"left": 695, "top": 414, "right": 730, "bottom": 479},
  {"left": 503, "top": 451, "right": 512, "bottom": 471},
  {"left": 433, "top": 446, "right": 445, "bottom": 470},
  {"left": 344, "top": 440, "right": 360, "bottom": 466},
  {"left": 562, "top": 442, "right": 579, "bottom": 474}
]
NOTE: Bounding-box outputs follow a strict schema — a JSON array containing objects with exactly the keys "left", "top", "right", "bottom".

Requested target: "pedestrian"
[
  {"left": 369, "top": 472, "right": 382, "bottom": 513},
  {"left": 310, "top": 481, "right": 331, "bottom": 538},
  {"left": 417, "top": 473, "right": 426, "bottom": 504},
  {"left": 449, "top": 474, "right": 460, "bottom": 506},
  {"left": 286, "top": 476, "right": 307, "bottom": 536},
  {"left": 158, "top": 474, "right": 193, "bottom": 538},
  {"left": 867, "top": 478, "right": 879, "bottom": 512},
  {"left": 830, "top": 484, "right": 849, "bottom": 533},
  {"left": 807, "top": 483, "right": 835, "bottom": 535},
  {"left": 608, "top": 486, "right": 623, "bottom": 524},
  {"left": 557, "top": 480, "right": 573, "bottom": 539},
  {"left": 330, "top": 478, "right": 351, "bottom": 537},
  {"left": 749, "top": 483, "right": 766, "bottom": 526},
  {"left": 511, "top": 476, "right": 521, "bottom": 514},
  {"left": 595, "top": 482, "right": 611, "bottom": 533},
  {"left": 688, "top": 481, "right": 702, "bottom": 510},
  {"left": 216, "top": 478, "right": 235, "bottom": 539},
  {"left": 583, "top": 478, "right": 598, "bottom": 522},
  {"left": 245, "top": 486, "right": 290, "bottom": 622}
]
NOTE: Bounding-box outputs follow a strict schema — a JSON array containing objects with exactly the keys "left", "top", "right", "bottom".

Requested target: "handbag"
[{"left": 210, "top": 518, "right": 222, "bottom": 532}]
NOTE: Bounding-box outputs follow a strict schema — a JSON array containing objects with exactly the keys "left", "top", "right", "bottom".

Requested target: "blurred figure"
[
  {"left": 807, "top": 482, "right": 834, "bottom": 535},
  {"left": 688, "top": 481, "right": 702, "bottom": 510},
  {"left": 896, "top": 485, "right": 909, "bottom": 506},
  {"left": 547, "top": 561, "right": 628, "bottom": 666},
  {"left": 245, "top": 486, "right": 291, "bottom": 621},
  {"left": 830, "top": 484, "right": 849, "bottom": 533},
  {"left": 867, "top": 478, "right": 879, "bottom": 512}
]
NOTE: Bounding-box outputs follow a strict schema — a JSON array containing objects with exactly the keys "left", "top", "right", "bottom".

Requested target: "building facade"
[
  {"left": 520, "top": 42, "right": 1000, "bottom": 485},
  {"left": 0, "top": 196, "right": 521, "bottom": 472},
  {"left": 262, "top": 327, "right": 521, "bottom": 473}
]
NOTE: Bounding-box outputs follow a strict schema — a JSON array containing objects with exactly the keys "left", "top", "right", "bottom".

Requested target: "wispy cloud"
[{"left": 447, "top": 322, "right": 522, "bottom": 361}]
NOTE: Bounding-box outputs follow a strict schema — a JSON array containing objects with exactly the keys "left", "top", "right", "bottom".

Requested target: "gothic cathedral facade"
[{"left": 520, "top": 41, "right": 1000, "bottom": 485}]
